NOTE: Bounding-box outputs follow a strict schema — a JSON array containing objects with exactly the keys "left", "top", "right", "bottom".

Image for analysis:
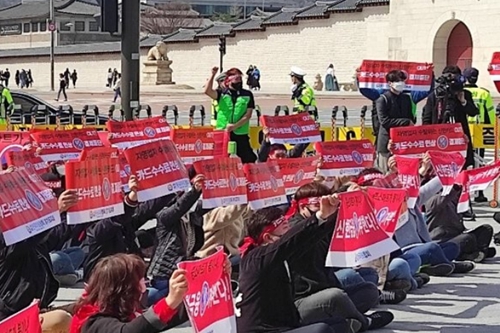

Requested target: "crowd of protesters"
[{"left": 0, "top": 63, "right": 498, "bottom": 333}]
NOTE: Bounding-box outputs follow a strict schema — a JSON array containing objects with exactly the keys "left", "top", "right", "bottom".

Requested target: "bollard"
[
  {"left": 189, "top": 105, "right": 206, "bottom": 127},
  {"left": 162, "top": 105, "right": 179, "bottom": 126},
  {"left": 331, "top": 106, "right": 338, "bottom": 141},
  {"left": 360, "top": 105, "right": 367, "bottom": 139}
]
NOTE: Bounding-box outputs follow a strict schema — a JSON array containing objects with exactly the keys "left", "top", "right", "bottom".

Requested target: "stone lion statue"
[{"left": 147, "top": 41, "right": 169, "bottom": 61}]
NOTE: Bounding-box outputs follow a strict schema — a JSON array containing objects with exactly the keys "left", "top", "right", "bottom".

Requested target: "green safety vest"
[
  {"left": 293, "top": 83, "right": 317, "bottom": 112},
  {"left": 465, "top": 86, "right": 495, "bottom": 124},
  {"left": 0, "top": 86, "right": 13, "bottom": 124},
  {"left": 211, "top": 99, "right": 218, "bottom": 127},
  {"left": 216, "top": 92, "right": 251, "bottom": 135}
]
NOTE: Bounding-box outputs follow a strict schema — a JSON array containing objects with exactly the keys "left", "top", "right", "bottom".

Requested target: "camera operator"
[{"left": 422, "top": 65, "right": 478, "bottom": 168}]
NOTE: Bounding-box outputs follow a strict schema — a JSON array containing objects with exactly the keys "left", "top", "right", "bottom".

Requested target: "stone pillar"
[{"left": 142, "top": 60, "right": 175, "bottom": 85}]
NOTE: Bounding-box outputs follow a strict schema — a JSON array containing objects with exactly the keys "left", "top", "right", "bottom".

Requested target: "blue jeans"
[
  {"left": 387, "top": 252, "right": 421, "bottom": 290},
  {"left": 113, "top": 87, "right": 121, "bottom": 102},
  {"left": 147, "top": 278, "right": 169, "bottom": 306},
  {"left": 50, "top": 247, "right": 85, "bottom": 275},
  {"left": 333, "top": 267, "right": 379, "bottom": 288},
  {"left": 404, "top": 241, "right": 459, "bottom": 266}
]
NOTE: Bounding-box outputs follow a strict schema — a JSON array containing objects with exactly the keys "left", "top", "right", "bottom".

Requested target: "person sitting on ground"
[
  {"left": 425, "top": 183, "right": 496, "bottom": 262},
  {"left": 69, "top": 253, "right": 189, "bottom": 333}
]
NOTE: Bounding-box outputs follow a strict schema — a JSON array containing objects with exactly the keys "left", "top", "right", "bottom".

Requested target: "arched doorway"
[{"left": 432, "top": 20, "right": 473, "bottom": 73}]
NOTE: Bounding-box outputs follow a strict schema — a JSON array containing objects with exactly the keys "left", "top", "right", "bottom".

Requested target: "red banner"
[
  {"left": 193, "top": 158, "right": 247, "bottom": 208},
  {"left": 6, "top": 150, "right": 48, "bottom": 176},
  {"left": 326, "top": 190, "right": 399, "bottom": 267},
  {"left": 0, "top": 302, "right": 41, "bottom": 333},
  {"left": 123, "top": 140, "right": 190, "bottom": 202},
  {"left": 428, "top": 150, "right": 465, "bottom": 196},
  {"left": 394, "top": 155, "right": 420, "bottom": 209},
  {"left": 390, "top": 124, "right": 467, "bottom": 157},
  {"left": 106, "top": 116, "right": 171, "bottom": 149},
  {"left": 457, "top": 171, "right": 470, "bottom": 213},
  {"left": 97, "top": 131, "right": 112, "bottom": 147},
  {"left": 171, "top": 128, "right": 218, "bottom": 164},
  {"left": 211, "top": 130, "right": 229, "bottom": 157},
  {"left": 0, "top": 168, "right": 61, "bottom": 246},
  {"left": 0, "top": 131, "right": 32, "bottom": 165},
  {"left": 357, "top": 60, "right": 433, "bottom": 91},
  {"left": 243, "top": 161, "right": 287, "bottom": 210},
  {"left": 276, "top": 157, "right": 319, "bottom": 195},
  {"left": 65, "top": 157, "right": 124, "bottom": 224},
  {"left": 30, "top": 129, "right": 104, "bottom": 162},
  {"left": 315, "top": 140, "right": 374, "bottom": 177},
  {"left": 467, "top": 160, "right": 500, "bottom": 192},
  {"left": 366, "top": 187, "right": 407, "bottom": 237},
  {"left": 79, "top": 147, "right": 119, "bottom": 161},
  {"left": 178, "top": 248, "right": 236, "bottom": 333},
  {"left": 260, "top": 114, "right": 321, "bottom": 144},
  {"left": 488, "top": 52, "right": 500, "bottom": 93}
]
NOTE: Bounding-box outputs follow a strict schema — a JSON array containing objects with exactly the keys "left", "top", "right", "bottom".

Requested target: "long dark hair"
[{"left": 75, "top": 254, "right": 146, "bottom": 321}]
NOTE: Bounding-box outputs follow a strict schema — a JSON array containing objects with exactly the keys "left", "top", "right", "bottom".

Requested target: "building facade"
[{"left": 0, "top": 0, "right": 498, "bottom": 95}]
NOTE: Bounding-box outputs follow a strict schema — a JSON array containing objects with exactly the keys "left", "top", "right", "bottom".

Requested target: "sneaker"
[
  {"left": 486, "top": 247, "right": 497, "bottom": 258},
  {"left": 385, "top": 279, "right": 412, "bottom": 292},
  {"left": 379, "top": 289, "right": 406, "bottom": 304},
  {"left": 452, "top": 261, "right": 475, "bottom": 274},
  {"left": 415, "top": 272, "right": 430, "bottom": 286},
  {"left": 473, "top": 251, "right": 486, "bottom": 263},
  {"left": 346, "top": 319, "right": 363, "bottom": 333},
  {"left": 420, "top": 263, "right": 454, "bottom": 276},
  {"left": 474, "top": 195, "right": 488, "bottom": 203},
  {"left": 367, "top": 311, "right": 394, "bottom": 330},
  {"left": 55, "top": 273, "right": 78, "bottom": 286}
]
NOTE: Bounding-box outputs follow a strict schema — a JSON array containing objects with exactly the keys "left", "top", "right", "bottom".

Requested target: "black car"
[{"left": 8, "top": 91, "right": 109, "bottom": 127}]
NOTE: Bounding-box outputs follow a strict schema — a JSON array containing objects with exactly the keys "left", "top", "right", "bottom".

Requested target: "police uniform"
[{"left": 289, "top": 67, "right": 317, "bottom": 113}]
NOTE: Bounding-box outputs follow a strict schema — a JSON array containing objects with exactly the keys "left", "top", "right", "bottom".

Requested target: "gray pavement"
[{"left": 54, "top": 186, "right": 500, "bottom": 333}]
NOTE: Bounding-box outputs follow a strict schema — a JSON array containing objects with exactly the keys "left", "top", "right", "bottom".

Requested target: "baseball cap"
[{"left": 463, "top": 67, "right": 479, "bottom": 80}]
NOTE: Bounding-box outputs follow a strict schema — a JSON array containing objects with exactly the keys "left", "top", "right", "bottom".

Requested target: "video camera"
[{"left": 435, "top": 73, "right": 465, "bottom": 98}]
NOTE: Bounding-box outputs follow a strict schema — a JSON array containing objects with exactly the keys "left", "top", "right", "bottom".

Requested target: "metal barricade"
[
  {"left": 254, "top": 105, "right": 261, "bottom": 126},
  {"left": 162, "top": 105, "right": 179, "bottom": 126},
  {"left": 57, "top": 105, "right": 74, "bottom": 129},
  {"left": 189, "top": 105, "right": 205, "bottom": 127},
  {"left": 341, "top": 106, "right": 348, "bottom": 127},
  {"left": 108, "top": 104, "right": 122, "bottom": 121},
  {"left": 6, "top": 104, "right": 22, "bottom": 129},
  {"left": 30, "top": 105, "right": 49, "bottom": 126},
  {"left": 82, "top": 105, "right": 99, "bottom": 127},
  {"left": 274, "top": 105, "right": 289, "bottom": 116},
  {"left": 360, "top": 105, "right": 367, "bottom": 139},
  {"left": 133, "top": 104, "right": 152, "bottom": 119},
  {"left": 306, "top": 105, "right": 319, "bottom": 122}
]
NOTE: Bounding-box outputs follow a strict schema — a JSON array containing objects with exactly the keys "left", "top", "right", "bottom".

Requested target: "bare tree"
[{"left": 141, "top": 2, "right": 203, "bottom": 35}]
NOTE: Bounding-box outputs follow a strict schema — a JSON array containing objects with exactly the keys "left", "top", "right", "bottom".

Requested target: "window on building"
[
  {"left": 89, "top": 20, "right": 99, "bottom": 32},
  {"left": 40, "top": 21, "right": 47, "bottom": 31},
  {"left": 214, "top": 6, "right": 229, "bottom": 14},
  {"left": 75, "top": 21, "right": 85, "bottom": 32},
  {"left": 23, "top": 23, "right": 30, "bottom": 33},
  {"left": 31, "top": 22, "right": 38, "bottom": 32},
  {"left": 60, "top": 21, "right": 71, "bottom": 31}
]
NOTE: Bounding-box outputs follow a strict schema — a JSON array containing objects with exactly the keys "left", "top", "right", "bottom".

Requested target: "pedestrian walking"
[
  {"left": 55, "top": 73, "right": 67, "bottom": 102},
  {"left": 71, "top": 70, "right": 78, "bottom": 88},
  {"left": 112, "top": 73, "right": 121, "bottom": 102}
]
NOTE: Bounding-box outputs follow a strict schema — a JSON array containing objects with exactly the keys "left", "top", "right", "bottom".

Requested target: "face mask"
[
  {"left": 323, "top": 180, "right": 336, "bottom": 189},
  {"left": 231, "top": 82, "right": 243, "bottom": 90},
  {"left": 392, "top": 81, "right": 406, "bottom": 93},
  {"left": 56, "top": 164, "right": 65, "bottom": 176},
  {"left": 291, "top": 84, "right": 298, "bottom": 92}
]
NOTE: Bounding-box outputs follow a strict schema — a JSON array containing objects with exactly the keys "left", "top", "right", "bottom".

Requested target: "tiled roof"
[
  {"left": 57, "top": 0, "right": 100, "bottom": 16},
  {"left": 327, "top": 0, "right": 362, "bottom": 12},
  {"left": 262, "top": 8, "right": 300, "bottom": 26},
  {"left": 295, "top": 2, "right": 335, "bottom": 19},
  {"left": 232, "top": 16, "right": 265, "bottom": 32},
  {"left": 0, "top": 0, "right": 96, "bottom": 21},
  {"left": 195, "top": 24, "right": 233, "bottom": 37},
  {"left": 163, "top": 28, "right": 200, "bottom": 43},
  {"left": 356, "top": 0, "right": 390, "bottom": 5}
]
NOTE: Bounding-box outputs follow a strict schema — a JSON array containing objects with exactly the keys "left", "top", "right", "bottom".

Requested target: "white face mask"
[
  {"left": 56, "top": 164, "right": 66, "bottom": 176},
  {"left": 392, "top": 81, "right": 406, "bottom": 93}
]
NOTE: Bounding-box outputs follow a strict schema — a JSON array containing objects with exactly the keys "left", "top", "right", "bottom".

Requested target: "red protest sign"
[
  {"left": 366, "top": 187, "right": 407, "bottom": 237},
  {"left": 243, "top": 161, "right": 287, "bottom": 210},
  {"left": 260, "top": 113, "right": 321, "bottom": 144},
  {"left": 0, "top": 168, "right": 61, "bottom": 246},
  {"left": 390, "top": 124, "right": 466, "bottom": 157},
  {"left": 178, "top": 248, "right": 237, "bottom": 333},
  {"left": 6, "top": 150, "right": 48, "bottom": 176},
  {"left": 106, "top": 116, "right": 170, "bottom": 149},
  {"left": 357, "top": 60, "right": 433, "bottom": 91},
  {"left": 30, "top": 129, "right": 104, "bottom": 162},
  {"left": 123, "top": 140, "right": 190, "bottom": 202},
  {"left": 394, "top": 155, "right": 420, "bottom": 209},
  {"left": 428, "top": 150, "right": 465, "bottom": 196},
  {"left": 79, "top": 147, "right": 119, "bottom": 161},
  {"left": 276, "top": 157, "right": 319, "bottom": 195},
  {"left": 0, "top": 302, "right": 41, "bottom": 333},
  {"left": 467, "top": 160, "right": 500, "bottom": 192},
  {"left": 97, "top": 131, "right": 112, "bottom": 147},
  {"left": 315, "top": 140, "right": 374, "bottom": 177},
  {"left": 0, "top": 131, "right": 32, "bottom": 165},
  {"left": 193, "top": 158, "right": 247, "bottom": 208},
  {"left": 488, "top": 52, "right": 500, "bottom": 93},
  {"left": 457, "top": 171, "right": 470, "bottom": 213},
  {"left": 171, "top": 128, "right": 218, "bottom": 164},
  {"left": 65, "top": 158, "right": 124, "bottom": 224},
  {"left": 326, "top": 190, "right": 399, "bottom": 267},
  {"left": 211, "top": 130, "right": 229, "bottom": 157}
]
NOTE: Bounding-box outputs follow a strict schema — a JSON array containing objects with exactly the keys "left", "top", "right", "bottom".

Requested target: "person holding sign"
[
  {"left": 70, "top": 253, "right": 188, "bottom": 333},
  {"left": 257, "top": 126, "right": 309, "bottom": 162},
  {"left": 204, "top": 66, "right": 257, "bottom": 163}
]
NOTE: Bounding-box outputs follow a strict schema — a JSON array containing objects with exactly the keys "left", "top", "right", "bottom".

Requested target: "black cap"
[{"left": 463, "top": 67, "right": 479, "bottom": 80}]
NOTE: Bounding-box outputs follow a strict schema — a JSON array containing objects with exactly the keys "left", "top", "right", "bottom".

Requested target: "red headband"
[
  {"left": 224, "top": 74, "right": 240, "bottom": 86},
  {"left": 240, "top": 216, "right": 287, "bottom": 257},
  {"left": 357, "top": 173, "right": 384, "bottom": 185},
  {"left": 285, "top": 197, "right": 321, "bottom": 219}
]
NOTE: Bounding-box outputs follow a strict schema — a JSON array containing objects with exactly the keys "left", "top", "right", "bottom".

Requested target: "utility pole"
[
  {"left": 244, "top": 0, "right": 247, "bottom": 19},
  {"left": 49, "top": 0, "right": 55, "bottom": 91},
  {"left": 219, "top": 35, "right": 226, "bottom": 72},
  {"left": 121, "top": 0, "right": 140, "bottom": 121}
]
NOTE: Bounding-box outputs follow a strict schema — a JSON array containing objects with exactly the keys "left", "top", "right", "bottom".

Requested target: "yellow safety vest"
[
  {"left": 465, "top": 86, "right": 495, "bottom": 124},
  {"left": 293, "top": 83, "right": 317, "bottom": 113},
  {"left": 0, "top": 86, "right": 13, "bottom": 123},
  {"left": 211, "top": 99, "right": 218, "bottom": 126}
]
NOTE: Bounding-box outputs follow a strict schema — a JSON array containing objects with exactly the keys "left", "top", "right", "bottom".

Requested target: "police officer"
[
  {"left": 0, "top": 83, "right": 13, "bottom": 126},
  {"left": 210, "top": 72, "right": 226, "bottom": 127},
  {"left": 464, "top": 67, "right": 495, "bottom": 202},
  {"left": 290, "top": 66, "right": 317, "bottom": 113}
]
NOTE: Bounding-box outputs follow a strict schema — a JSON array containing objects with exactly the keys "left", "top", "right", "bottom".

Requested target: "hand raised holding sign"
[
  {"left": 419, "top": 152, "right": 432, "bottom": 176},
  {"left": 128, "top": 175, "right": 139, "bottom": 202},
  {"left": 58, "top": 190, "right": 78, "bottom": 213},
  {"left": 166, "top": 269, "right": 188, "bottom": 309},
  {"left": 317, "top": 194, "right": 340, "bottom": 220},
  {"left": 191, "top": 174, "right": 205, "bottom": 192}
]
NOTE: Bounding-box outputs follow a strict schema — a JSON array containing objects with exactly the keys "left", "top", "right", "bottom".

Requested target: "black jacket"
[
  {"left": 147, "top": 188, "right": 205, "bottom": 280},
  {"left": 422, "top": 90, "right": 479, "bottom": 167},
  {"left": 426, "top": 184, "right": 465, "bottom": 242},
  {"left": 375, "top": 91, "right": 414, "bottom": 153},
  {"left": 236, "top": 214, "right": 336, "bottom": 333},
  {"left": 83, "top": 195, "right": 173, "bottom": 281},
  {"left": 257, "top": 141, "right": 309, "bottom": 162}
]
